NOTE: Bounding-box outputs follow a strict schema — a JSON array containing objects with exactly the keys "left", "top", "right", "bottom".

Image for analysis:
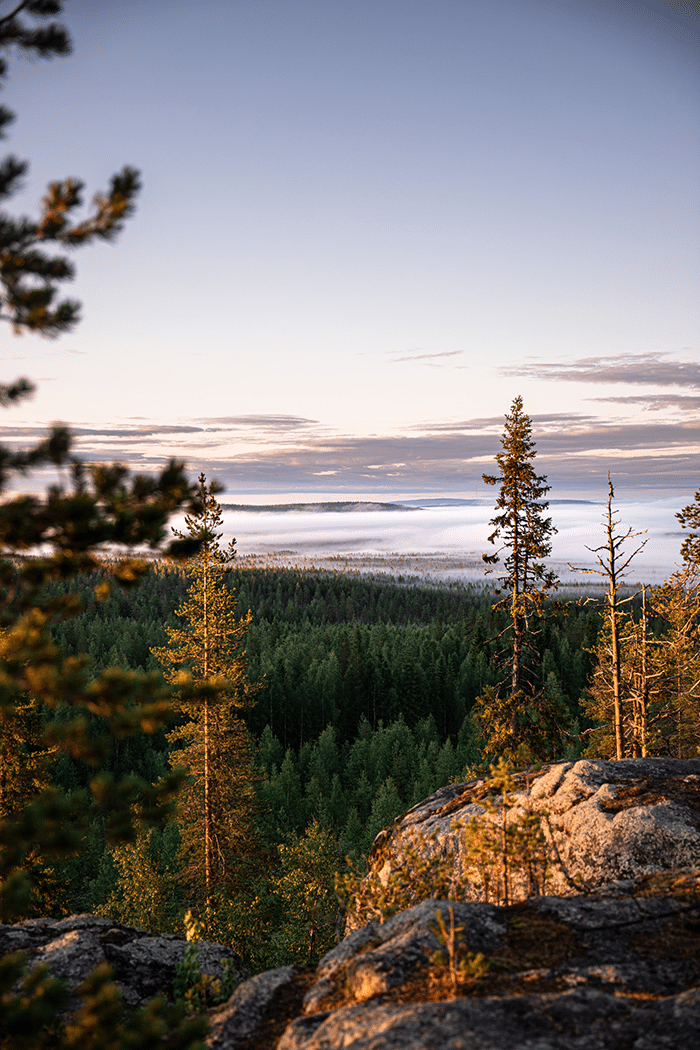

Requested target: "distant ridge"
[
  {"left": 219, "top": 498, "right": 596, "bottom": 513},
  {"left": 390, "top": 498, "right": 491, "bottom": 508},
  {"left": 391, "top": 498, "right": 592, "bottom": 507},
  {"left": 219, "top": 501, "right": 416, "bottom": 513}
]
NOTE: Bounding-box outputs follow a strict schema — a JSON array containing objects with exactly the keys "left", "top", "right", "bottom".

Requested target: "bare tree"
[{"left": 569, "top": 475, "right": 646, "bottom": 759}]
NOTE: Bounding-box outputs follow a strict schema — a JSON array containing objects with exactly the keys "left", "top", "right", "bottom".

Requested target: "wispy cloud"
[
  {"left": 412, "top": 413, "right": 602, "bottom": 433},
  {"left": 590, "top": 394, "right": 700, "bottom": 411},
  {"left": 502, "top": 353, "right": 700, "bottom": 388},
  {"left": 195, "top": 415, "right": 318, "bottom": 430},
  {"left": 392, "top": 350, "right": 463, "bottom": 364}
]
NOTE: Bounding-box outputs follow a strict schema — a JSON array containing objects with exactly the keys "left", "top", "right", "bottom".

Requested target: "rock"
[
  {"left": 207, "top": 965, "right": 313, "bottom": 1050},
  {"left": 0, "top": 913, "right": 243, "bottom": 1010},
  {"left": 359, "top": 758, "right": 700, "bottom": 920},
  {"left": 277, "top": 988, "right": 700, "bottom": 1050},
  {"left": 302, "top": 900, "right": 504, "bottom": 1016},
  {"left": 208, "top": 870, "right": 700, "bottom": 1049}
]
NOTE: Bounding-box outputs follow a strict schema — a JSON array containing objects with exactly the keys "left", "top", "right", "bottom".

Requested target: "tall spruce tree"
[
  {"left": 152, "top": 475, "right": 260, "bottom": 931},
  {"left": 476, "top": 396, "right": 560, "bottom": 758}
]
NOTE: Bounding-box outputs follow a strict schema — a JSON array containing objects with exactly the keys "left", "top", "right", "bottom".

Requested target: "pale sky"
[{"left": 1, "top": 0, "right": 698, "bottom": 500}]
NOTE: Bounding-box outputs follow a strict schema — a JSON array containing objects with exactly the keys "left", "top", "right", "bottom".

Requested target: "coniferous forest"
[
  {"left": 27, "top": 557, "right": 594, "bottom": 960},
  {"left": 4, "top": 406, "right": 700, "bottom": 979},
  {"left": 13, "top": 465, "right": 696, "bottom": 975}
]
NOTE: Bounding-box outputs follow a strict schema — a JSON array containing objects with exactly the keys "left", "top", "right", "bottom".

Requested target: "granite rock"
[
  {"left": 363, "top": 758, "right": 700, "bottom": 911},
  {"left": 212, "top": 869, "right": 700, "bottom": 1049},
  {"left": 0, "top": 913, "right": 242, "bottom": 1010}
]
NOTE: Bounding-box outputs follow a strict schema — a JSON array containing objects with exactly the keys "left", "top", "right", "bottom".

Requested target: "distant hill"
[
  {"left": 390, "top": 498, "right": 491, "bottom": 508},
  {"left": 220, "top": 497, "right": 595, "bottom": 512},
  {"left": 219, "top": 501, "right": 416, "bottom": 513}
]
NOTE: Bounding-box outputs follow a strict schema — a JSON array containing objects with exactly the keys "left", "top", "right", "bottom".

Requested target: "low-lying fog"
[{"left": 175, "top": 498, "right": 688, "bottom": 586}]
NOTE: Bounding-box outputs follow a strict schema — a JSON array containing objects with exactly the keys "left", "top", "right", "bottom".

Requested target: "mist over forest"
[{"left": 172, "top": 497, "right": 687, "bottom": 585}]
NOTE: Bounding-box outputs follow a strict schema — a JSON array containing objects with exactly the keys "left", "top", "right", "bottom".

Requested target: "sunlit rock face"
[
  {"left": 360, "top": 758, "right": 700, "bottom": 915},
  {"left": 206, "top": 760, "right": 700, "bottom": 1050},
  {"left": 5, "top": 762, "right": 700, "bottom": 1049},
  {"left": 213, "top": 879, "right": 700, "bottom": 1050}
]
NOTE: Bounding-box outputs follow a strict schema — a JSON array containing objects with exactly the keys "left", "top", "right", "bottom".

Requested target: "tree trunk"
[
  {"left": 203, "top": 531, "right": 212, "bottom": 911},
  {"left": 607, "top": 492, "right": 624, "bottom": 760}
]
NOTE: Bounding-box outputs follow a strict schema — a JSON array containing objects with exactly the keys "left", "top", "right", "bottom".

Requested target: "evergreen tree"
[
  {"left": 97, "top": 819, "right": 181, "bottom": 934},
  {"left": 0, "top": 7, "right": 210, "bottom": 1045},
  {"left": 271, "top": 819, "right": 339, "bottom": 965},
  {"left": 676, "top": 489, "right": 700, "bottom": 568},
  {"left": 477, "top": 396, "right": 559, "bottom": 757},
  {"left": 647, "top": 563, "right": 700, "bottom": 758},
  {"left": 0, "top": 694, "right": 47, "bottom": 820},
  {"left": 152, "top": 475, "right": 260, "bottom": 927}
]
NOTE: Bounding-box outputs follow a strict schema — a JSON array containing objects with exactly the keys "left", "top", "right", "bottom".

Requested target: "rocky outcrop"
[
  {"left": 0, "top": 913, "right": 242, "bottom": 1010},
  {"left": 363, "top": 758, "right": 700, "bottom": 912},
  {"left": 8, "top": 877, "right": 699, "bottom": 1049},
  {"left": 5, "top": 761, "right": 700, "bottom": 1048},
  {"left": 208, "top": 871, "right": 700, "bottom": 1049}
]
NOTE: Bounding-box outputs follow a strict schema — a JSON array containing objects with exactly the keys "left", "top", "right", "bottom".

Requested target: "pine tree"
[
  {"left": 152, "top": 475, "right": 261, "bottom": 929},
  {"left": 477, "top": 396, "right": 559, "bottom": 757},
  {"left": 647, "top": 564, "right": 700, "bottom": 758},
  {"left": 582, "top": 601, "right": 655, "bottom": 758},
  {"left": 0, "top": 7, "right": 211, "bottom": 1045}
]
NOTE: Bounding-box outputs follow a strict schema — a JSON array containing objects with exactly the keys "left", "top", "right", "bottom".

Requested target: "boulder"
[
  {"left": 0, "top": 913, "right": 243, "bottom": 1010},
  {"left": 359, "top": 758, "right": 700, "bottom": 919},
  {"left": 210, "top": 871, "right": 700, "bottom": 1049},
  {"left": 208, "top": 965, "right": 313, "bottom": 1050}
]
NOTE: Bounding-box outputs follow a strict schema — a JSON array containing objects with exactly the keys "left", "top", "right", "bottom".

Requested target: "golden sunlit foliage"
[{"left": 152, "top": 475, "right": 262, "bottom": 938}]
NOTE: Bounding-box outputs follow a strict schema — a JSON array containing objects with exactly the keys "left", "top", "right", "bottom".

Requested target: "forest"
[
  {"left": 3, "top": 551, "right": 592, "bottom": 967},
  {"left": 5, "top": 462, "right": 699, "bottom": 975},
  {"left": 2, "top": 385, "right": 700, "bottom": 985}
]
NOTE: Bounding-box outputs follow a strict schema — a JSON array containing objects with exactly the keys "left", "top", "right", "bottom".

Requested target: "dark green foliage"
[
  {"left": 27, "top": 560, "right": 602, "bottom": 974},
  {"left": 44, "top": 564, "right": 597, "bottom": 761},
  {"left": 477, "top": 396, "right": 563, "bottom": 759}
]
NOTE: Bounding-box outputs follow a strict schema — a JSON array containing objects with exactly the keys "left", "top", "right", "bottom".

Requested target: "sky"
[{"left": 0, "top": 0, "right": 698, "bottom": 503}]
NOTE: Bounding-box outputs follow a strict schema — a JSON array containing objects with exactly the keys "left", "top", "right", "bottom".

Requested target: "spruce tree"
[
  {"left": 477, "top": 396, "right": 559, "bottom": 758},
  {"left": 152, "top": 475, "right": 261, "bottom": 932}
]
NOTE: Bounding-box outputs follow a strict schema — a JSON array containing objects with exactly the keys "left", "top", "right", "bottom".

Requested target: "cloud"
[
  {"left": 3, "top": 411, "right": 699, "bottom": 499},
  {"left": 195, "top": 414, "right": 318, "bottom": 430},
  {"left": 70, "top": 425, "right": 205, "bottom": 438},
  {"left": 412, "top": 412, "right": 602, "bottom": 433},
  {"left": 502, "top": 353, "right": 700, "bottom": 389},
  {"left": 392, "top": 350, "right": 463, "bottom": 364},
  {"left": 589, "top": 394, "right": 700, "bottom": 411}
]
